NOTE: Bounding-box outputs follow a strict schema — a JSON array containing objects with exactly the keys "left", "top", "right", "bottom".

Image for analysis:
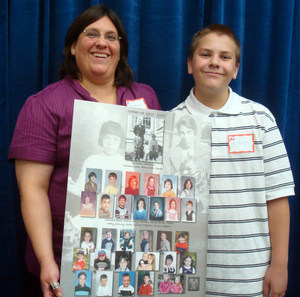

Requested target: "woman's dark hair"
[
  {"left": 58, "top": 4, "right": 134, "bottom": 87},
  {"left": 136, "top": 198, "right": 146, "bottom": 210},
  {"left": 164, "top": 178, "right": 173, "bottom": 189},
  {"left": 88, "top": 171, "right": 97, "bottom": 180},
  {"left": 183, "top": 178, "right": 193, "bottom": 190}
]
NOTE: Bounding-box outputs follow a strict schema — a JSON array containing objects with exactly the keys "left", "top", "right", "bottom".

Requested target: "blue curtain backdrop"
[{"left": 1, "top": 0, "right": 299, "bottom": 295}]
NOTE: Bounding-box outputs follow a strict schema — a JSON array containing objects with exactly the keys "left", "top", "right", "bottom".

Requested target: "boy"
[
  {"left": 75, "top": 271, "right": 91, "bottom": 295},
  {"left": 140, "top": 230, "right": 150, "bottom": 252},
  {"left": 104, "top": 172, "right": 119, "bottom": 194},
  {"left": 120, "top": 231, "right": 133, "bottom": 251},
  {"left": 185, "top": 200, "right": 195, "bottom": 222},
  {"left": 94, "top": 250, "right": 111, "bottom": 271},
  {"left": 175, "top": 233, "right": 188, "bottom": 254},
  {"left": 134, "top": 131, "right": 142, "bottom": 161},
  {"left": 138, "top": 273, "right": 153, "bottom": 295},
  {"left": 98, "top": 194, "right": 112, "bottom": 218},
  {"left": 115, "top": 194, "right": 129, "bottom": 219},
  {"left": 96, "top": 273, "right": 111, "bottom": 296},
  {"left": 118, "top": 273, "right": 134, "bottom": 296},
  {"left": 172, "top": 24, "right": 294, "bottom": 296},
  {"left": 101, "top": 230, "right": 115, "bottom": 252},
  {"left": 158, "top": 232, "right": 171, "bottom": 251},
  {"left": 72, "top": 250, "right": 86, "bottom": 271}
]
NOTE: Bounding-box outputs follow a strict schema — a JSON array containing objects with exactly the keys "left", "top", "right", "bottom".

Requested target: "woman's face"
[
  {"left": 102, "top": 133, "right": 121, "bottom": 155},
  {"left": 184, "top": 257, "right": 192, "bottom": 267},
  {"left": 130, "top": 178, "right": 137, "bottom": 189},
  {"left": 84, "top": 196, "right": 91, "bottom": 204},
  {"left": 138, "top": 200, "right": 144, "bottom": 209},
  {"left": 170, "top": 200, "right": 176, "bottom": 209},
  {"left": 149, "top": 178, "right": 154, "bottom": 187},
  {"left": 186, "top": 180, "right": 192, "bottom": 190},
  {"left": 165, "top": 181, "right": 171, "bottom": 191},
  {"left": 71, "top": 16, "right": 121, "bottom": 86},
  {"left": 148, "top": 255, "right": 153, "bottom": 264}
]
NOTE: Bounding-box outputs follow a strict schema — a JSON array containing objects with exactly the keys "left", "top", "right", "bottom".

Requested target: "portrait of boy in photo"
[
  {"left": 101, "top": 229, "right": 116, "bottom": 252},
  {"left": 104, "top": 170, "right": 121, "bottom": 195},
  {"left": 115, "top": 194, "right": 131, "bottom": 219},
  {"left": 95, "top": 271, "right": 113, "bottom": 296},
  {"left": 118, "top": 272, "right": 135, "bottom": 296},
  {"left": 98, "top": 193, "right": 113, "bottom": 218},
  {"left": 75, "top": 270, "right": 92, "bottom": 296}
]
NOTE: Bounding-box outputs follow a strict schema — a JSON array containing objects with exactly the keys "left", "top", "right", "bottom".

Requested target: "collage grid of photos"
[
  {"left": 71, "top": 170, "right": 200, "bottom": 296},
  {"left": 62, "top": 102, "right": 211, "bottom": 296}
]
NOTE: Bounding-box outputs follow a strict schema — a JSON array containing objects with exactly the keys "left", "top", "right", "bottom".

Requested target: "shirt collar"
[{"left": 186, "top": 87, "right": 241, "bottom": 116}]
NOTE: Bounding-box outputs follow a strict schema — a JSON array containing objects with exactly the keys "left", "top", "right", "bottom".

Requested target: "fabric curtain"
[{"left": 2, "top": 0, "right": 299, "bottom": 295}]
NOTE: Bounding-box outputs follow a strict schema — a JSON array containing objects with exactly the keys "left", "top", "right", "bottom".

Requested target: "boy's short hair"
[
  {"left": 178, "top": 233, "right": 185, "bottom": 239},
  {"left": 188, "top": 24, "right": 241, "bottom": 65},
  {"left": 101, "top": 194, "right": 110, "bottom": 201},
  {"left": 105, "top": 230, "right": 112, "bottom": 234},
  {"left": 177, "top": 115, "right": 197, "bottom": 135},
  {"left": 78, "top": 271, "right": 87, "bottom": 279},
  {"left": 144, "top": 273, "right": 150, "bottom": 278},
  {"left": 186, "top": 200, "right": 193, "bottom": 206},
  {"left": 122, "top": 272, "right": 130, "bottom": 280},
  {"left": 88, "top": 171, "right": 97, "bottom": 179},
  {"left": 100, "top": 274, "right": 107, "bottom": 280},
  {"left": 108, "top": 172, "right": 117, "bottom": 179},
  {"left": 118, "top": 194, "right": 127, "bottom": 202},
  {"left": 124, "top": 231, "right": 130, "bottom": 236}
]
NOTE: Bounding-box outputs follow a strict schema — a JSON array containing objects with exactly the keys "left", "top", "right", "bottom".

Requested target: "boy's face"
[
  {"left": 106, "top": 232, "right": 112, "bottom": 239},
  {"left": 179, "top": 236, "right": 185, "bottom": 243},
  {"left": 143, "top": 231, "right": 149, "bottom": 239},
  {"left": 161, "top": 233, "right": 166, "bottom": 241},
  {"left": 119, "top": 197, "right": 126, "bottom": 207},
  {"left": 78, "top": 274, "right": 86, "bottom": 286},
  {"left": 188, "top": 33, "right": 239, "bottom": 96},
  {"left": 84, "top": 232, "right": 92, "bottom": 243},
  {"left": 125, "top": 232, "right": 130, "bottom": 239},
  {"left": 144, "top": 276, "right": 150, "bottom": 284},
  {"left": 187, "top": 204, "right": 193, "bottom": 211},
  {"left": 109, "top": 176, "right": 116, "bottom": 186},
  {"left": 122, "top": 275, "right": 131, "bottom": 287},
  {"left": 100, "top": 278, "right": 107, "bottom": 287},
  {"left": 101, "top": 198, "right": 110, "bottom": 210}
]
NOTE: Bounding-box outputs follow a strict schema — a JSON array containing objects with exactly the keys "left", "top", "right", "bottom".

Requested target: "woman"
[
  {"left": 8, "top": 4, "right": 160, "bottom": 296},
  {"left": 143, "top": 176, "right": 156, "bottom": 196},
  {"left": 137, "top": 253, "right": 156, "bottom": 271},
  {"left": 180, "top": 178, "right": 193, "bottom": 198},
  {"left": 162, "top": 179, "right": 176, "bottom": 197}
]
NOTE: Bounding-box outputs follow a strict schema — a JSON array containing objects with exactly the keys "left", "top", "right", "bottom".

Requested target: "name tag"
[
  {"left": 126, "top": 98, "right": 148, "bottom": 109},
  {"left": 228, "top": 134, "right": 254, "bottom": 153}
]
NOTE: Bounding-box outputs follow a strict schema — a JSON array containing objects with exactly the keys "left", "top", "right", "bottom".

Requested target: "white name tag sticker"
[
  {"left": 126, "top": 98, "right": 149, "bottom": 109},
  {"left": 228, "top": 134, "right": 254, "bottom": 153}
]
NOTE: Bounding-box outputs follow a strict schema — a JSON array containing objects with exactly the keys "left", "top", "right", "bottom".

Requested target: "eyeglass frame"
[{"left": 82, "top": 29, "right": 121, "bottom": 43}]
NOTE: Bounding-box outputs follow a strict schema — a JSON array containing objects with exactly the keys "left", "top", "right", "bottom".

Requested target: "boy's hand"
[{"left": 263, "top": 263, "right": 287, "bottom": 297}]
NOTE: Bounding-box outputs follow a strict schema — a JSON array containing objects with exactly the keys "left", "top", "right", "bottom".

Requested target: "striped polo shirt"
[{"left": 172, "top": 88, "right": 294, "bottom": 296}]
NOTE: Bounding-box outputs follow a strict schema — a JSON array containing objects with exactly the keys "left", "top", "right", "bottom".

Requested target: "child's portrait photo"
[
  {"left": 156, "top": 231, "right": 172, "bottom": 252},
  {"left": 84, "top": 168, "right": 102, "bottom": 193},
  {"left": 80, "top": 227, "right": 97, "bottom": 252},
  {"left": 157, "top": 273, "right": 171, "bottom": 294},
  {"left": 179, "top": 252, "right": 196, "bottom": 274},
  {"left": 137, "top": 271, "right": 154, "bottom": 296},
  {"left": 181, "top": 198, "right": 197, "bottom": 223},
  {"left": 115, "top": 194, "right": 131, "bottom": 219},
  {"left": 80, "top": 191, "right": 96, "bottom": 217},
  {"left": 119, "top": 229, "right": 134, "bottom": 252},
  {"left": 125, "top": 172, "right": 140, "bottom": 195},
  {"left": 170, "top": 274, "right": 184, "bottom": 294},
  {"left": 115, "top": 251, "right": 132, "bottom": 272},
  {"left": 103, "top": 170, "right": 122, "bottom": 195},
  {"left": 149, "top": 197, "right": 165, "bottom": 221},
  {"left": 161, "top": 175, "right": 177, "bottom": 197},
  {"left": 163, "top": 252, "right": 177, "bottom": 274},
  {"left": 118, "top": 271, "right": 135, "bottom": 296},
  {"left": 98, "top": 193, "right": 114, "bottom": 219},
  {"left": 143, "top": 173, "right": 159, "bottom": 196},
  {"left": 72, "top": 248, "right": 89, "bottom": 272},
  {"left": 94, "top": 249, "right": 111, "bottom": 272},
  {"left": 95, "top": 271, "right": 113, "bottom": 296},
  {"left": 165, "top": 197, "right": 181, "bottom": 222},
  {"left": 101, "top": 229, "right": 116, "bottom": 252},
  {"left": 187, "top": 276, "right": 200, "bottom": 291},
  {"left": 175, "top": 231, "right": 189, "bottom": 254},
  {"left": 138, "top": 230, "right": 153, "bottom": 252},
  {"left": 75, "top": 270, "right": 92, "bottom": 296},
  {"left": 179, "top": 176, "right": 195, "bottom": 198},
  {"left": 133, "top": 196, "right": 148, "bottom": 220},
  {"left": 136, "top": 252, "right": 160, "bottom": 271}
]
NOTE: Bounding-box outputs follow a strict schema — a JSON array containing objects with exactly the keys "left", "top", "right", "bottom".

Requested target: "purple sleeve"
[
  {"left": 137, "top": 83, "right": 161, "bottom": 110},
  {"left": 8, "top": 94, "right": 59, "bottom": 164}
]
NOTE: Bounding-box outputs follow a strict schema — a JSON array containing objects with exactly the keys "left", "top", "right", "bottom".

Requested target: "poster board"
[{"left": 60, "top": 100, "right": 211, "bottom": 296}]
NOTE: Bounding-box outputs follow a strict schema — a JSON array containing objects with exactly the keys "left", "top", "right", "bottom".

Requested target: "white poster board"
[{"left": 60, "top": 101, "right": 211, "bottom": 296}]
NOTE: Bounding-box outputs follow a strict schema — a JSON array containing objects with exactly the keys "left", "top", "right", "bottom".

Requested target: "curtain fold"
[{"left": 2, "top": 0, "right": 300, "bottom": 295}]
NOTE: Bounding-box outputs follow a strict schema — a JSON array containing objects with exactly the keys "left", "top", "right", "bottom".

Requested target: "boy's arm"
[{"left": 263, "top": 197, "right": 290, "bottom": 297}]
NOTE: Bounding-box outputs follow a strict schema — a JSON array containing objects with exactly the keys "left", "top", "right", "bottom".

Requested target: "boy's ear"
[
  {"left": 187, "top": 58, "right": 193, "bottom": 74},
  {"left": 233, "top": 63, "right": 240, "bottom": 80}
]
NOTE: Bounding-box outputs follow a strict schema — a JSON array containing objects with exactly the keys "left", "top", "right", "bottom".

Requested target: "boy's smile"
[{"left": 188, "top": 33, "right": 239, "bottom": 108}]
